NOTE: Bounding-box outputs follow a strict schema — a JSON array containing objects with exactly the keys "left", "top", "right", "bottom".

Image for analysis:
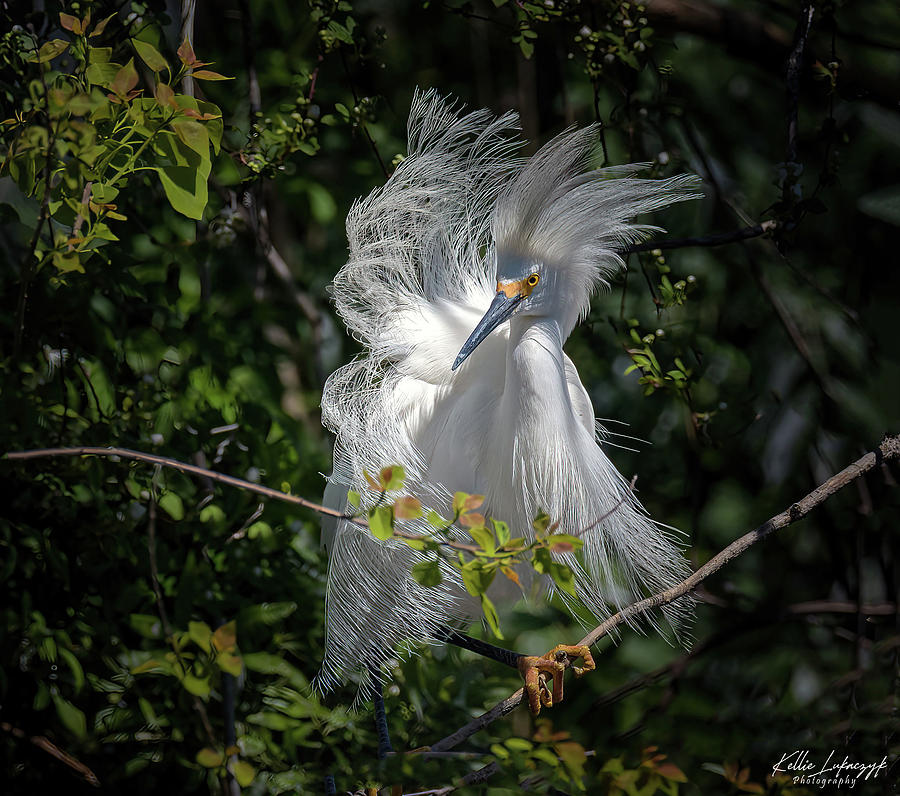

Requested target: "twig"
[
  {"left": 430, "top": 433, "right": 900, "bottom": 752},
  {"left": 5, "top": 446, "right": 350, "bottom": 521},
  {"left": 237, "top": 0, "right": 261, "bottom": 116},
  {"left": 625, "top": 220, "right": 777, "bottom": 254},
  {"left": 0, "top": 721, "right": 100, "bottom": 787},
  {"left": 785, "top": 3, "right": 815, "bottom": 169},
  {"left": 14, "top": 61, "right": 58, "bottom": 360}
]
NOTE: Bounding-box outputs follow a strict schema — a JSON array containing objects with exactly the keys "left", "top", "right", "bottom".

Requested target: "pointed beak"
[{"left": 452, "top": 290, "right": 523, "bottom": 371}]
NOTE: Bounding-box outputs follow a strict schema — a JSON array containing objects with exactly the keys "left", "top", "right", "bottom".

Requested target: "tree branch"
[
  {"left": 625, "top": 220, "right": 777, "bottom": 254},
  {"left": 430, "top": 433, "right": 900, "bottom": 753},
  {"left": 4, "top": 446, "right": 348, "bottom": 520}
]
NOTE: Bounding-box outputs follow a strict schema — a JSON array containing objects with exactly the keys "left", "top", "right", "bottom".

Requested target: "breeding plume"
[{"left": 317, "top": 91, "right": 697, "bottom": 698}]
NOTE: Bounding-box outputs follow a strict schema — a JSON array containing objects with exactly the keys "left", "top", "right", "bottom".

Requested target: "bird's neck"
[{"left": 505, "top": 316, "right": 570, "bottom": 410}]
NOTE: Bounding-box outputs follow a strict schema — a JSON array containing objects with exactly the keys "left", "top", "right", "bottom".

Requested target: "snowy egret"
[{"left": 317, "top": 90, "right": 697, "bottom": 710}]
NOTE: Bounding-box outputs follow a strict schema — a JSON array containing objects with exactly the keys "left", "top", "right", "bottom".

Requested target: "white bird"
[{"left": 316, "top": 90, "right": 698, "bottom": 704}]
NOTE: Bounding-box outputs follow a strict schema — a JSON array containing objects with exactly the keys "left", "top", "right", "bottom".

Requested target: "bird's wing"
[{"left": 317, "top": 92, "right": 523, "bottom": 695}]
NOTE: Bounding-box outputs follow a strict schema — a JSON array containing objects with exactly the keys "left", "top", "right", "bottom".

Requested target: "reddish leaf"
[
  {"left": 501, "top": 566, "right": 520, "bottom": 586},
  {"left": 90, "top": 14, "right": 116, "bottom": 38},
  {"left": 59, "top": 13, "right": 78, "bottom": 31},
  {"left": 109, "top": 59, "right": 139, "bottom": 97},
  {"left": 212, "top": 620, "right": 237, "bottom": 652},
  {"left": 154, "top": 82, "right": 175, "bottom": 108},
  {"left": 191, "top": 69, "right": 231, "bottom": 81},
  {"left": 459, "top": 512, "right": 485, "bottom": 528},
  {"left": 393, "top": 496, "right": 422, "bottom": 520},
  {"left": 656, "top": 763, "right": 687, "bottom": 783},
  {"left": 177, "top": 37, "right": 196, "bottom": 66}
]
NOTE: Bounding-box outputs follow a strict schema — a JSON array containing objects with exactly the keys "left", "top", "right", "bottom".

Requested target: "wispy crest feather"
[{"left": 317, "top": 90, "right": 698, "bottom": 698}]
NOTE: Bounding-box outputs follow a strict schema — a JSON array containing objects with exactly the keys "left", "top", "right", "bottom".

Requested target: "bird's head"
[{"left": 452, "top": 252, "right": 557, "bottom": 371}]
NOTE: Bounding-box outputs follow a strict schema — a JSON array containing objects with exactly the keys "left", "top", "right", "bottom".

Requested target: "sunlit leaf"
[
  {"left": 368, "top": 505, "right": 393, "bottom": 541},
  {"left": 133, "top": 38, "right": 168, "bottom": 72}
]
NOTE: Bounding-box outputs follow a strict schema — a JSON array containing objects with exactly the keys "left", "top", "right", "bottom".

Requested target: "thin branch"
[
  {"left": 5, "top": 446, "right": 349, "bottom": 521},
  {"left": 0, "top": 721, "right": 100, "bottom": 787},
  {"left": 785, "top": 3, "right": 815, "bottom": 168},
  {"left": 430, "top": 433, "right": 900, "bottom": 753},
  {"left": 625, "top": 220, "right": 777, "bottom": 254},
  {"left": 14, "top": 59, "right": 57, "bottom": 360}
]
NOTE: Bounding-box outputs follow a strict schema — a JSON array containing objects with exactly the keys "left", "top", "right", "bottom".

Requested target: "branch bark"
[{"left": 429, "top": 433, "right": 900, "bottom": 753}]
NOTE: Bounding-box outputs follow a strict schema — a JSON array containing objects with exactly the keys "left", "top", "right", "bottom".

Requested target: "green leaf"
[
  {"left": 347, "top": 490, "right": 361, "bottom": 509},
  {"left": 199, "top": 504, "right": 226, "bottom": 523},
  {"left": 154, "top": 134, "right": 211, "bottom": 220},
  {"left": 216, "top": 651, "right": 243, "bottom": 677},
  {"left": 30, "top": 39, "right": 69, "bottom": 63},
  {"left": 133, "top": 38, "right": 168, "bottom": 72},
  {"left": 550, "top": 562, "right": 578, "bottom": 598},
  {"left": 368, "top": 505, "right": 394, "bottom": 541},
  {"left": 182, "top": 672, "right": 210, "bottom": 697},
  {"left": 188, "top": 621, "right": 213, "bottom": 652},
  {"left": 158, "top": 491, "right": 184, "bottom": 520},
  {"left": 170, "top": 118, "right": 209, "bottom": 159},
  {"left": 58, "top": 648, "right": 85, "bottom": 693},
  {"left": 426, "top": 510, "right": 447, "bottom": 528},
  {"left": 492, "top": 519, "right": 510, "bottom": 546},
  {"left": 411, "top": 559, "right": 443, "bottom": 587},
  {"left": 196, "top": 747, "right": 224, "bottom": 767},
  {"left": 232, "top": 760, "right": 255, "bottom": 787},
  {"left": 52, "top": 694, "right": 87, "bottom": 739},
  {"left": 468, "top": 524, "right": 495, "bottom": 555},
  {"left": 460, "top": 562, "right": 495, "bottom": 597},
  {"left": 532, "top": 510, "right": 551, "bottom": 534},
  {"left": 481, "top": 594, "right": 503, "bottom": 639}
]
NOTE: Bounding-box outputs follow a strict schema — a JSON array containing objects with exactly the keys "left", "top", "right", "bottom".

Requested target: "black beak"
[{"left": 452, "top": 291, "right": 522, "bottom": 371}]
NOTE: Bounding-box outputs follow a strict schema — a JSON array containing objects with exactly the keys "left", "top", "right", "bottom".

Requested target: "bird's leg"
[
  {"left": 516, "top": 645, "right": 596, "bottom": 714},
  {"left": 434, "top": 627, "right": 595, "bottom": 715},
  {"left": 368, "top": 667, "right": 393, "bottom": 760}
]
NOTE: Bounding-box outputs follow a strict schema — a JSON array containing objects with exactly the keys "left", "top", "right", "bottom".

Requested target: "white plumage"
[{"left": 316, "top": 90, "right": 698, "bottom": 696}]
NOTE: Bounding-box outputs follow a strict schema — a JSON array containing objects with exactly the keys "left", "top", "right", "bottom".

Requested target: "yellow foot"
[{"left": 516, "top": 644, "right": 595, "bottom": 715}]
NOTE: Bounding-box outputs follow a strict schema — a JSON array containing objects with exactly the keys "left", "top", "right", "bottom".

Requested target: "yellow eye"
[{"left": 526, "top": 273, "right": 540, "bottom": 287}]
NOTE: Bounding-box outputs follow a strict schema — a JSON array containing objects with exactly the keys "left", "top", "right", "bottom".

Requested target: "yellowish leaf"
[{"left": 212, "top": 620, "right": 237, "bottom": 652}]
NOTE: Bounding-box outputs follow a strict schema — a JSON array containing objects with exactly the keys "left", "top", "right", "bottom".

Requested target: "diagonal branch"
[{"left": 429, "top": 433, "right": 900, "bottom": 753}]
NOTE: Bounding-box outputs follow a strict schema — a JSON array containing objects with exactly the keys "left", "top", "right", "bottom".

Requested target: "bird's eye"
[{"left": 526, "top": 273, "right": 540, "bottom": 287}]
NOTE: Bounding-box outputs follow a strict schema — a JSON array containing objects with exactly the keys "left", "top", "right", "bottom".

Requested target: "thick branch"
[{"left": 430, "top": 433, "right": 900, "bottom": 753}]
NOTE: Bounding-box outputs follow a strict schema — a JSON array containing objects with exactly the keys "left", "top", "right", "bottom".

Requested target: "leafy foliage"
[{"left": 1, "top": 0, "right": 898, "bottom": 794}]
